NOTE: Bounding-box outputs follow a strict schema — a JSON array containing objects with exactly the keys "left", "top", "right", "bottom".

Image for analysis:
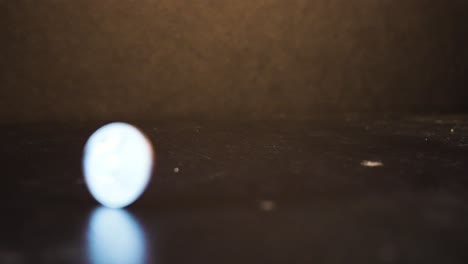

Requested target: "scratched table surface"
[{"left": 1, "top": 115, "right": 468, "bottom": 263}]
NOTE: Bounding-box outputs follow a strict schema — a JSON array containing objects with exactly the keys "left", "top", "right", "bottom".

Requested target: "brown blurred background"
[{"left": 1, "top": 0, "right": 467, "bottom": 123}]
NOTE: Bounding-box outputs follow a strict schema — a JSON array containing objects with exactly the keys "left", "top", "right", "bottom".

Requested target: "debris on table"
[
  {"left": 258, "top": 200, "right": 276, "bottom": 211},
  {"left": 361, "top": 160, "right": 384, "bottom": 168}
]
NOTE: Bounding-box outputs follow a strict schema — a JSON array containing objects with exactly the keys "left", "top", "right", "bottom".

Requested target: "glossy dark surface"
[{"left": 2, "top": 116, "right": 468, "bottom": 263}]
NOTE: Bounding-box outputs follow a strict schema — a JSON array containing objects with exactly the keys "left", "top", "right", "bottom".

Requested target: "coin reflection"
[{"left": 86, "top": 207, "right": 147, "bottom": 264}]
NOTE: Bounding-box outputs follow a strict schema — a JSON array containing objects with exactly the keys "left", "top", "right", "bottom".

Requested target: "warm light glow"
[{"left": 86, "top": 207, "right": 147, "bottom": 264}]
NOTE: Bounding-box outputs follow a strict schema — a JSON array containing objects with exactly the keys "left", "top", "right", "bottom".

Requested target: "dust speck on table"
[
  {"left": 258, "top": 200, "right": 276, "bottom": 211},
  {"left": 361, "top": 160, "right": 384, "bottom": 168}
]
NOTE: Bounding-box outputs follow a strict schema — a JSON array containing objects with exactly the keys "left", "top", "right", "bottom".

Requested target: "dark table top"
[{"left": 1, "top": 115, "right": 468, "bottom": 263}]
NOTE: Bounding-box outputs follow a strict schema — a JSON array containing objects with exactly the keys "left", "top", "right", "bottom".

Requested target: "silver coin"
[{"left": 83, "top": 123, "right": 154, "bottom": 208}]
